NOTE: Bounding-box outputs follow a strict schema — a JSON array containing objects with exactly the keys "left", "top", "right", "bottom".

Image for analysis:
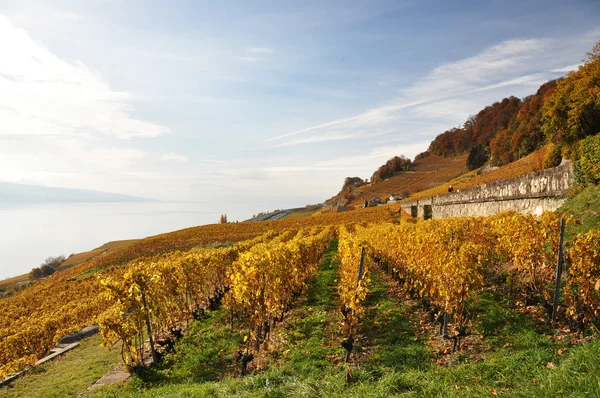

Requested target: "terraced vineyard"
[
  {"left": 0, "top": 205, "right": 394, "bottom": 379},
  {"left": 2, "top": 208, "right": 600, "bottom": 397}
]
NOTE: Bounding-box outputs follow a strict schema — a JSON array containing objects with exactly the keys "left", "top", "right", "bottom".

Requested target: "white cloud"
[
  {"left": 247, "top": 47, "right": 273, "bottom": 54},
  {"left": 0, "top": 14, "right": 172, "bottom": 140},
  {"left": 264, "top": 99, "right": 427, "bottom": 143},
  {"left": 411, "top": 98, "right": 478, "bottom": 121},
  {"left": 403, "top": 39, "right": 548, "bottom": 100},
  {"left": 274, "top": 130, "right": 392, "bottom": 147},
  {"left": 266, "top": 38, "right": 551, "bottom": 144},
  {"left": 197, "top": 157, "right": 226, "bottom": 164},
  {"left": 238, "top": 57, "right": 259, "bottom": 63},
  {"left": 238, "top": 47, "right": 274, "bottom": 63},
  {"left": 161, "top": 152, "right": 189, "bottom": 163},
  {"left": 550, "top": 64, "right": 582, "bottom": 73},
  {"left": 50, "top": 11, "right": 82, "bottom": 21},
  {"left": 0, "top": 136, "right": 147, "bottom": 184},
  {"left": 317, "top": 141, "right": 430, "bottom": 170}
]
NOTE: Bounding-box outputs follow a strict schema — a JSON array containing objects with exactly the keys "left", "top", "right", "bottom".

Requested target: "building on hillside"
[
  {"left": 388, "top": 193, "right": 403, "bottom": 203},
  {"left": 368, "top": 197, "right": 383, "bottom": 206}
]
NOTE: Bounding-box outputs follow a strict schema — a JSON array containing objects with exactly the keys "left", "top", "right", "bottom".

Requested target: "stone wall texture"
[{"left": 401, "top": 163, "right": 573, "bottom": 219}]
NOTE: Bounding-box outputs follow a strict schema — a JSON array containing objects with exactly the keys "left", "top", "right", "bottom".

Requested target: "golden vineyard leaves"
[
  {"left": 0, "top": 205, "right": 393, "bottom": 378},
  {"left": 335, "top": 212, "right": 598, "bottom": 336},
  {"left": 98, "top": 227, "right": 334, "bottom": 366},
  {"left": 337, "top": 225, "right": 371, "bottom": 334},
  {"left": 565, "top": 230, "right": 600, "bottom": 327},
  {"left": 2, "top": 205, "right": 600, "bottom": 378}
]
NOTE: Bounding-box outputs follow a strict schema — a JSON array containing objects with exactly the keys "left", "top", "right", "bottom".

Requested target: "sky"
[{"left": 0, "top": 0, "right": 599, "bottom": 218}]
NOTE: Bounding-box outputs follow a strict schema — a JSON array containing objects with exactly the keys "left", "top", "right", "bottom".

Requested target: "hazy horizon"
[{"left": 0, "top": 200, "right": 287, "bottom": 280}]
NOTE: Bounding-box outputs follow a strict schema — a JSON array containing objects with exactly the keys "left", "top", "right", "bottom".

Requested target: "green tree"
[
  {"left": 40, "top": 264, "right": 56, "bottom": 277},
  {"left": 578, "top": 133, "right": 600, "bottom": 183},
  {"left": 467, "top": 145, "right": 488, "bottom": 170},
  {"left": 542, "top": 144, "right": 562, "bottom": 169}
]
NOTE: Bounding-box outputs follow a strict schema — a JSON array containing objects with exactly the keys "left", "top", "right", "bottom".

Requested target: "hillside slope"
[
  {"left": 404, "top": 146, "right": 548, "bottom": 202},
  {"left": 327, "top": 153, "right": 468, "bottom": 208},
  {"left": 0, "top": 240, "right": 139, "bottom": 296},
  {"left": 559, "top": 184, "right": 600, "bottom": 238}
]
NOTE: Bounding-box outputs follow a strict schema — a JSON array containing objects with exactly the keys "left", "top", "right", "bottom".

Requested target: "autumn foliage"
[
  {"left": 370, "top": 155, "right": 412, "bottom": 184},
  {"left": 0, "top": 205, "right": 394, "bottom": 378},
  {"left": 542, "top": 42, "right": 600, "bottom": 147},
  {"left": 426, "top": 41, "right": 600, "bottom": 169},
  {"left": 429, "top": 96, "right": 522, "bottom": 161}
]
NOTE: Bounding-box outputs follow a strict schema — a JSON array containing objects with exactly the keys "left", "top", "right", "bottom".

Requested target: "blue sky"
[{"left": 0, "top": 0, "right": 599, "bottom": 218}]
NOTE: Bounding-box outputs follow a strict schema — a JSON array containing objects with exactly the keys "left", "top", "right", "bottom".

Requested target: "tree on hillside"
[
  {"left": 429, "top": 97, "right": 521, "bottom": 158},
  {"left": 341, "top": 177, "right": 366, "bottom": 191},
  {"left": 29, "top": 267, "right": 43, "bottom": 280},
  {"left": 467, "top": 145, "right": 488, "bottom": 170},
  {"left": 490, "top": 80, "right": 559, "bottom": 165},
  {"left": 371, "top": 155, "right": 412, "bottom": 183},
  {"left": 41, "top": 264, "right": 56, "bottom": 277},
  {"left": 414, "top": 151, "right": 430, "bottom": 161},
  {"left": 28, "top": 255, "right": 66, "bottom": 280},
  {"left": 219, "top": 214, "right": 228, "bottom": 224},
  {"left": 42, "top": 255, "right": 66, "bottom": 269},
  {"left": 542, "top": 41, "right": 600, "bottom": 147},
  {"left": 472, "top": 97, "right": 522, "bottom": 147}
]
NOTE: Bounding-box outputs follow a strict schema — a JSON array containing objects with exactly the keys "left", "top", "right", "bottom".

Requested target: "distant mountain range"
[{"left": 0, "top": 181, "right": 154, "bottom": 204}]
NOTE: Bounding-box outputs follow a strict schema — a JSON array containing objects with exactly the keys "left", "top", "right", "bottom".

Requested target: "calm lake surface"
[{"left": 0, "top": 202, "right": 228, "bottom": 280}]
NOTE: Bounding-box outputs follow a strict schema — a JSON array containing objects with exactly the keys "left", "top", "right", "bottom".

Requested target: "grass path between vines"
[
  {"left": 79, "top": 239, "right": 600, "bottom": 397},
  {"left": 86, "top": 239, "right": 438, "bottom": 397},
  {"left": 365, "top": 265, "right": 600, "bottom": 397},
  {"left": 0, "top": 334, "right": 121, "bottom": 398}
]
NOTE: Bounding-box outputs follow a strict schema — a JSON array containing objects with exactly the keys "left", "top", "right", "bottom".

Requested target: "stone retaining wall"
[{"left": 401, "top": 163, "right": 573, "bottom": 219}]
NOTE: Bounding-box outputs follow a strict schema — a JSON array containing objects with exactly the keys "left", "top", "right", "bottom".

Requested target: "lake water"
[{"left": 0, "top": 202, "right": 230, "bottom": 280}]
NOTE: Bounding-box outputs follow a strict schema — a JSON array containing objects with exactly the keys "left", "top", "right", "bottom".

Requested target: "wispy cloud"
[
  {"left": 264, "top": 98, "right": 432, "bottom": 144},
  {"left": 161, "top": 152, "right": 188, "bottom": 162},
  {"left": 0, "top": 14, "right": 171, "bottom": 140},
  {"left": 247, "top": 47, "right": 273, "bottom": 54},
  {"left": 274, "top": 130, "right": 392, "bottom": 147},
  {"left": 238, "top": 56, "right": 259, "bottom": 63},
  {"left": 197, "top": 156, "right": 226, "bottom": 164},
  {"left": 317, "top": 141, "right": 430, "bottom": 170},
  {"left": 239, "top": 47, "right": 274, "bottom": 63},
  {"left": 49, "top": 11, "right": 82, "bottom": 21},
  {"left": 265, "top": 38, "right": 552, "bottom": 146},
  {"left": 550, "top": 64, "right": 582, "bottom": 73},
  {"left": 135, "top": 49, "right": 198, "bottom": 62},
  {"left": 402, "top": 39, "right": 548, "bottom": 100}
]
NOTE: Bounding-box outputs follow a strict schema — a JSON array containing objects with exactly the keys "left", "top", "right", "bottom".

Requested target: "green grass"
[
  {"left": 559, "top": 183, "right": 600, "bottom": 239},
  {"left": 84, "top": 240, "right": 600, "bottom": 397},
  {"left": 355, "top": 271, "right": 430, "bottom": 374},
  {"left": 0, "top": 334, "right": 121, "bottom": 398}
]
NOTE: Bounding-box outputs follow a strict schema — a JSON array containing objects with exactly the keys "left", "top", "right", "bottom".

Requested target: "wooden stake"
[
  {"left": 551, "top": 217, "right": 566, "bottom": 324},
  {"left": 357, "top": 247, "right": 365, "bottom": 284}
]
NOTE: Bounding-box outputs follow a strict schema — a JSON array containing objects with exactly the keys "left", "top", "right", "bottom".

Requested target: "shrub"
[
  {"left": 29, "top": 267, "right": 44, "bottom": 280},
  {"left": 579, "top": 133, "right": 600, "bottom": 183},
  {"left": 572, "top": 161, "right": 586, "bottom": 185},
  {"left": 414, "top": 151, "right": 430, "bottom": 161},
  {"left": 40, "top": 264, "right": 56, "bottom": 277},
  {"left": 568, "top": 182, "right": 587, "bottom": 198},
  {"left": 542, "top": 144, "right": 562, "bottom": 169}
]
